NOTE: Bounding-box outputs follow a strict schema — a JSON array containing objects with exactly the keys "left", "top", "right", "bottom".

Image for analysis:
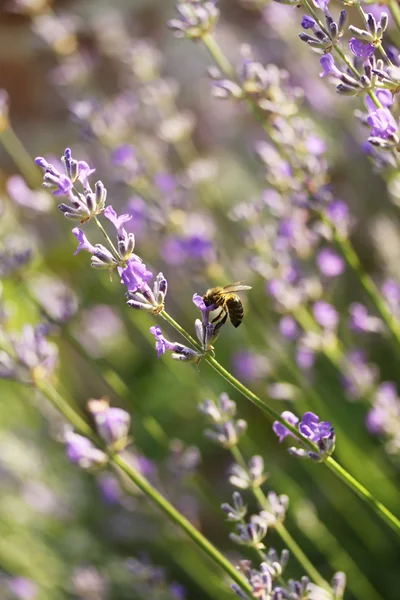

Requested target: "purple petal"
[
  {"left": 72, "top": 228, "right": 96, "bottom": 254},
  {"left": 349, "top": 38, "right": 375, "bottom": 59}
]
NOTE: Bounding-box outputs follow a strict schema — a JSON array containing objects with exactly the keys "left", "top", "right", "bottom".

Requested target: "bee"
[{"left": 202, "top": 282, "right": 252, "bottom": 329}]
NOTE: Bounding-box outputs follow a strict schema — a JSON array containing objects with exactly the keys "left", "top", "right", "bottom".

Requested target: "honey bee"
[{"left": 202, "top": 282, "right": 252, "bottom": 329}]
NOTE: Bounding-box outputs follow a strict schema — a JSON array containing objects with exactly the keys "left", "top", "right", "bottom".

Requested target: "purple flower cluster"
[
  {"left": 273, "top": 411, "right": 335, "bottom": 461},
  {"left": 0, "top": 324, "right": 58, "bottom": 384},
  {"left": 65, "top": 399, "right": 131, "bottom": 469}
]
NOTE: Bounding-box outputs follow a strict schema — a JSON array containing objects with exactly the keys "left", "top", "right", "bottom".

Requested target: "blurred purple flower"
[
  {"left": 296, "top": 343, "right": 315, "bottom": 370},
  {"left": 367, "top": 108, "right": 398, "bottom": 139},
  {"left": 341, "top": 350, "right": 378, "bottom": 399},
  {"left": 6, "top": 175, "right": 52, "bottom": 213},
  {"left": 313, "top": 301, "right": 338, "bottom": 330},
  {"left": 88, "top": 399, "right": 131, "bottom": 451},
  {"left": 111, "top": 144, "right": 136, "bottom": 165},
  {"left": 316, "top": 248, "right": 345, "bottom": 277},
  {"left": 298, "top": 411, "right": 332, "bottom": 442},
  {"left": 279, "top": 315, "right": 298, "bottom": 339},
  {"left": 365, "top": 89, "right": 393, "bottom": 113},
  {"left": 8, "top": 578, "right": 37, "bottom": 600},
  {"left": 349, "top": 38, "right": 375, "bottom": 59},
  {"left": 231, "top": 351, "right": 269, "bottom": 382},
  {"left": 64, "top": 431, "right": 107, "bottom": 469},
  {"left": 382, "top": 279, "right": 400, "bottom": 316},
  {"left": 272, "top": 411, "right": 299, "bottom": 442},
  {"left": 349, "top": 302, "right": 383, "bottom": 333}
]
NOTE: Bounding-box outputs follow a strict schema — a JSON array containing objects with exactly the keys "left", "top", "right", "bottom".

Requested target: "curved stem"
[{"left": 34, "top": 379, "right": 252, "bottom": 597}]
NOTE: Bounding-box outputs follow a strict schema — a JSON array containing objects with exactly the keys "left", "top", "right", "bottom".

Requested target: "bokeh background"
[{"left": 1, "top": 1, "right": 400, "bottom": 599}]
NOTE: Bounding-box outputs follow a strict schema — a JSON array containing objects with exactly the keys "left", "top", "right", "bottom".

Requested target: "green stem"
[
  {"left": 160, "top": 309, "right": 400, "bottom": 537},
  {"left": 34, "top": 379, "right": 94, "bottom": 440},
  {"left": 160, "top": 310, "right": 315, "bottom": 450},
  {"left": 326, "top": 457, "right": 400, "bottom": 536},
  {"left": 93, "top": 216, "right": 121, "bottom": 261},
  {"left": 387, "top": 0, "right": 400, "bottom": 34},
  {"left": 230, "top": 446, "right": 329, "bottom": 589},
  {"left": 112, "top": 453, "right": 252, "bottom": 596},
  {"left": 33, "top": 380, "right": 252, "bottom": 596},
  {"left": 0, "top": 126, "right": 42, "bottom": 187},
  {"left": 330, "top": 225, "right": 400, "bottom": 354}
]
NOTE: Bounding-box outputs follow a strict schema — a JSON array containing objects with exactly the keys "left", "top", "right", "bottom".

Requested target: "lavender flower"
[
  {"left": 316, "top": 248, "right": 344, "bottom": 278},
  {"left": 272, "top": 411, "right": 299, "bottom": 443},
  {"left": 312, "top": 301, "right": 339, "bottom": 330},
  {"left": 64, "top": 430, "right": 107, "bottom": 469},
  {"left": 149, "top": 325, "right": 200, "bottom": 363},
  {"left": 168, "top": 1, "right": 220, "bottom": 39},
  {"left": 199, "top": 393, "right": 247, "bottom": 448},
  {"left": 366, "top": 382, "right": 400, "bottom": 453},
  {"left": 6, "top": 175, "right": 52, "bottom": 213},
  {"left": 298, "top": 412, "right": 333, "bottom": 443},
  {"left": 229, "top": 520, "right": 268, "bottom": 550},
  {"left": 229, "top": 455, "right": 267, "bottom": 489},
  {"left": 341, "top": 350, "right": 378, "bottom": 400},
  {"left": 349, "top": 302, "right": 384, "bottom": 333},
  {"left": 88, "top": 398, "right": 131, "bottom": 452},
  {"left": 221, "top": 491, "right": 247, "bottom": 522},
  {"left": 273, "top": 411, "right": 335, "bottom": 461},
  {"left": 193, "top": 293, "right": 221, "bottom": 351},
  {"left": 7, "top": 577, "right": 38, "bottom": 600},
  {"left": 0, "top": 324, "right": 58, "bottom": 383},
  {"left": 35, "top": 148, "right": 104, "bottom": 222}
]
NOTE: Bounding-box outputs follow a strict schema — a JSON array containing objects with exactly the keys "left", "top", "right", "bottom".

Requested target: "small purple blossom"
[
  {"left": 365, "top": 89, "right": 393, "bottom": 113},
  {"left": 316, "top": 248, "right": 345, "bottom": 277},
  {"left": 72, "top": 228, "right": 97, "bottom": 254},
  {"left": 119, "top": 258, "right": 153, "bottom": 293},
  {"left": 313, "top": 301, "right": 339, "bottom": 330},
  {"left": 149, "top": 326, "right": 199, "bottom": 362},
  {"left": 8, "top": 577, "right": 38, "bottom": 600},
  {"left": 301, "top": 15, "right": 316, "bottom": 29},
  {"left": 349, "top": 38, "right": 375, "bottom": 59},
  {"left": 319, "top": 55, "right": 342, "bottom": 79},
  {"left": 349, "top": 302, "right": 383, "bottom": 333},
  {"left": 367, "top": 108, "right": 398, "bottom": 139},
  {"left": 104, "top": 205, "right": 132, "bottom": 233},
  {"left": 65, "top": 431, "right": 107, "bottom": 469},
  {"left": 272, "top": 411, "right": 299, "bottom": 442},
  {"left": 279, "top": 315, "right": 298, "bottom": 339},
  {"left": 298, "top": 411, "right": 332, "bottom": 442},
  {"left": 88, "top": 399, "right": 131, "bottom": 451}
]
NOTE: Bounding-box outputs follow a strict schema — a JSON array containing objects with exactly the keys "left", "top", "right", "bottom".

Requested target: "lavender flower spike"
[
  {"left": 35, "top": 148, "right": 105, "bottom": 222},
  {"left": 72, "top": 228, "right": 118, "bottom": 269},
  {"left": 64, "top": 430, "right": 107, "bottom": 470},
  {"left": 149, "top": 325, "right": 201, "bottom": 363},
  {"left": 88, "top": 398, "right": 131, "bottom": 452},
  {"left": 193, "top": 293, "right": 220, "bottom": 352}
]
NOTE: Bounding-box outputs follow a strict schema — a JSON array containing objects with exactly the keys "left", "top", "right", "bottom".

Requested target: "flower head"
[
  {"left": 88, "top": 398, "right": 131, "bottom": 452},
  {"left": 120, "top": 258, "right": 153, "bottom": 293},
  {"left": 298, "top": 411, "right": 333, "bottom": 442},
  {"left": 316, "top": 248, "right": 345, "bottom": 277},
  {"left": 319, "top": 55, "right": 342, "bottom": 79},
  {"left": 64, "top": 431, "right": 107, "bottom": 469},
  {"left": 349, "top": 38, "right": 375, "bottom": 59},
  {"left": 149, "top": 326, "right": 200, "bottom": 363}
]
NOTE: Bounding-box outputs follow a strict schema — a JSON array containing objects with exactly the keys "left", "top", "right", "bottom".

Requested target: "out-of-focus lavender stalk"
[{"left": 31, "top": 378, "right": 254, "bottom": 597}]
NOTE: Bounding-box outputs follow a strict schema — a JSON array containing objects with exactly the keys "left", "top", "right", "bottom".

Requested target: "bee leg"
[{"left": 214, "top": 311, "right": 228, "bottom": 332}]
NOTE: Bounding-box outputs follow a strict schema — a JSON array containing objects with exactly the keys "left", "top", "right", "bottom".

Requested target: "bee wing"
[{"left": 221, "top": 282, "right": 252, "bottom": 293}]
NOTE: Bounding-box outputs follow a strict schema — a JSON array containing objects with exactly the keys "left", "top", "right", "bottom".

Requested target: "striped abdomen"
[{"left": 226, "top": 295, "right": 244, "bottom": 328}]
